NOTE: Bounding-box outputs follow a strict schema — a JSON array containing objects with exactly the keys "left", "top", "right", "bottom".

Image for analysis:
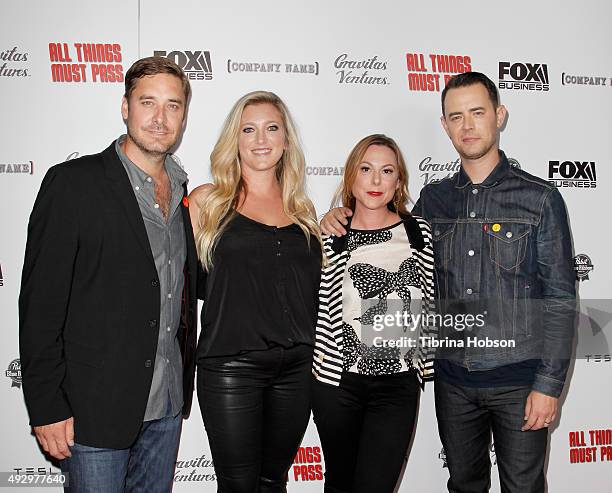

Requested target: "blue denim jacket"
[{"left": 413, "top": 151, "right": 576, "bottom": 397}]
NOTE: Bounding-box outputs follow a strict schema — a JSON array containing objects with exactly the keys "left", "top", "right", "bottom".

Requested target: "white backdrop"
[{"left": 1, "top": 1, "right": 611, "bottom": 491}]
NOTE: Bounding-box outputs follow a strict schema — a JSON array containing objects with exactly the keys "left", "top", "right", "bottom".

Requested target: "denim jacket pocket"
[
  {"left": 486, "top": 223, "right": 531, "bottom": 271},
  {"left": 431, "top": 222, "right": 456, "bottom": 268}
]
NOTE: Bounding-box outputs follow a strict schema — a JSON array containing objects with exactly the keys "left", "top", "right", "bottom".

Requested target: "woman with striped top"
[{"left": 312, "top": 134, "right": 436, "bottom": 493}]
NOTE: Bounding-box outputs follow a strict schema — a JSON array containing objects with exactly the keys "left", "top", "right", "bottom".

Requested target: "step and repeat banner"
[{"left": 1, "top": 1, "right": 610, "bottom": 491}]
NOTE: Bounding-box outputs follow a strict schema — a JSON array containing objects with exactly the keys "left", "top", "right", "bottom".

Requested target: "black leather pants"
[{"left": 197, "top": 344, "right": 313, "bottom": 493}]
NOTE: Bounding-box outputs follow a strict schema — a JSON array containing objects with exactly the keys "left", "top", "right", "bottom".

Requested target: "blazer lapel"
[{"left": 102, "top": 142, "right": 156, "bottom": 268}]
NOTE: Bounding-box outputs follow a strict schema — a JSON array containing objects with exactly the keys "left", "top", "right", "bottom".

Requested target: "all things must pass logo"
[{"left": 6, "top": 359, "right": 21, "bottom": 388}]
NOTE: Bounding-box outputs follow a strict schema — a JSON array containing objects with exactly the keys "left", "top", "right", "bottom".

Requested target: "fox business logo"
[
  {"left": 548, "top": 160, "right": 596, "bottom": 189},
  {"left": 153, "top": 50, "right": 212, "bottom": 81},
  {"left": 499, "top": 62, "right": 549, "bottom": 91}
]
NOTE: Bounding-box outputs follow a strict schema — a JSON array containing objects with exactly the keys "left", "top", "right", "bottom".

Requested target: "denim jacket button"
[
  {"left": 506, "top": 231, "right": 513, "bottom": 238},
  {"left": 468, "top": 250, "right": 475, "bottom": 256},
  {"left": 472, "top": 188, "right": 479, "bottom": 195},
  {"left": 466, "top": 288, "right": 473, "bottom": 295},
  {"left": 469, "top": 211, "right": 476, "bottom": 218}
]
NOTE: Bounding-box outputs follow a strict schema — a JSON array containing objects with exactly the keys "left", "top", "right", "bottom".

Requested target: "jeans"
[
  {"left": 197, "top": 344, "right": 313, "bottom": 493},
  {"left": 60, "top": 410, "right": 182, "bottom": 492},
  {"left": 434, "top": 378, "right": 548, "bottom": 493},
  {"left": 311, "top": 371, "right": 420, "bottom": 493}
]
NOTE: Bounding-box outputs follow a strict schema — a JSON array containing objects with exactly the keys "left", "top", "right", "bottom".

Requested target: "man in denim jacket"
[{"left": 321, "top": 72, "right": 576, "bottom": 492}]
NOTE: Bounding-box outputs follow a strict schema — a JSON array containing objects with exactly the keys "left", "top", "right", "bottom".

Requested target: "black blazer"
[{"left": 19, "top": 142, "right": 198, "bottom": 449}]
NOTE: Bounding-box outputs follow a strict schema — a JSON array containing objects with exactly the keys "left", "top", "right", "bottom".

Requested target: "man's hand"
[
  {"left": 33, "top": 417, "right": 74, "bottom": 460},
  {"left": 522, "top": 391, "right": 558, "bottom": 431},
  {"left": 320, "top": 207, "right": 352, "bottom": 236}
]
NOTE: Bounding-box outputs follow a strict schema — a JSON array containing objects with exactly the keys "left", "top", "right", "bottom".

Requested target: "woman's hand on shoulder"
[{"left": 188, "top": 183, "right": 214, "bottom": 234}]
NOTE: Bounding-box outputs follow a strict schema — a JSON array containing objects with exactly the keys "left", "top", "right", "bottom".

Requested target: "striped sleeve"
[
  {"left": 312, "top": 236, "right": 349, "bottom": 386},
  {"left": 413, "top": 217, "right": 437, "bottom": 385}
]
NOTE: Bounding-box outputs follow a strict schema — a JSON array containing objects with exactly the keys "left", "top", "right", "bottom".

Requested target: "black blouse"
[{"left": 197, "top": 212, "right": 322, "bottom": 359}]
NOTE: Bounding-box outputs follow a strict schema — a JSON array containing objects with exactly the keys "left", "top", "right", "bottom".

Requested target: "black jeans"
[
  {"left": 311, "top": 371, "right": 420, "bottom": 493},
  {"left": 435, "top": 378, "right": 548, "bottom": 493},
  {"left": 197, "top": 344, "right": 312, "bottom": 493}
]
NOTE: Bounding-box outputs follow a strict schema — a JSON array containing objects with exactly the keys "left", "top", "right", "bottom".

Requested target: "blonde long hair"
[{"left": 196, "top": 91, "right": 322, "bottom": 269}]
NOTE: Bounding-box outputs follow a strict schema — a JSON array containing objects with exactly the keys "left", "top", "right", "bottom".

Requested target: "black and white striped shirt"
[{"left": 313, "top": 214, "right": 436, "bottom": 387}]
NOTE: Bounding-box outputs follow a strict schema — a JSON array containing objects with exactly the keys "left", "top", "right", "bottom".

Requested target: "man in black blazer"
[{"left": 19, "top": 56, "right": 198, "bottom": 491}]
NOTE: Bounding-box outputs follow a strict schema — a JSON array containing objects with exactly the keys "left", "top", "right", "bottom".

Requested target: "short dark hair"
[
  {"left": 124, "top": 56, "right": 191, "bottom": 103},
  {"left": 441, "top": 71, "right": 499, "bottom": 116}
]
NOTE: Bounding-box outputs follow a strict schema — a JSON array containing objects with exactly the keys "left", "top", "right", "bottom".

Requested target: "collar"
[
  {"left": 115, "top": 135, "right": 188, "bottom": 187},
  {"left": 331, "top": 211, "right": 425, "bottom": 254},
  {"left": 454, "top": 150, "right": 511, "bottom": 189}
]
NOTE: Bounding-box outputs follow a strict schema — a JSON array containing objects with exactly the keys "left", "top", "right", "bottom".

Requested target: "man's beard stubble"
[{"left": 127, "top": 126, "right": 176, "bottom": 159}]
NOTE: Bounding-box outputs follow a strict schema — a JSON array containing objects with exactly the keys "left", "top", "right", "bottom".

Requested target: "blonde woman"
[
  {"left": 188, "top": 91, "right": 322, "bottom": 492},
  {"left": 312, "top": 134, "right": 435, "bottom": 492}
]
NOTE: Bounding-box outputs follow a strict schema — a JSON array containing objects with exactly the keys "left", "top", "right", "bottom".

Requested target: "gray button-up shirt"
[{"left": 115, "top": 136, "right": 187, "bottom": 420}]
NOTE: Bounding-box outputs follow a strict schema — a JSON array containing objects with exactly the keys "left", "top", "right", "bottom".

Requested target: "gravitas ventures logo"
[
  {"left": 154, "top": 50, "right": 212, "bottom": 81},
  {"left": 333, "top": 54, "right": 388, "bottom": 85},
  {"left": 1, "top": 46, "right": 30, "bottom": 77},
  {"left": 174, "top": 454, "right": 215, "bottom": 483},
  {"left": 419, "top": 156, "right": 521, "bottom": 185},
  {"left": 498, "top": 61, "right": 549, "bottom": 91}
]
